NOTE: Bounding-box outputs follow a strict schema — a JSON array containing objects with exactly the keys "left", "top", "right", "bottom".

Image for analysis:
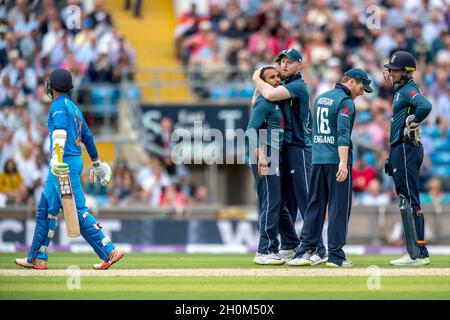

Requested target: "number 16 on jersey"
[{"left": 317, "top": 106, "right": 330, "bottom": 134}]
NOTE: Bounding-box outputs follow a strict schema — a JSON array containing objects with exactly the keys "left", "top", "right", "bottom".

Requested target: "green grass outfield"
[{"left": 1, "top": 253, "right": 450, "bottom": 299}]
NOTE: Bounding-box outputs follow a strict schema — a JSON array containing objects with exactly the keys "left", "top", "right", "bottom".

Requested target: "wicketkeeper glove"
[
  {"left": 89, "top": 160, "right": 112, "bottom": 187},
  {"left": 403, "top": 115, "right": 422, "bottom": 145},
  {"left": 51, "top": 158, "right": 69, "bottom": 176}
]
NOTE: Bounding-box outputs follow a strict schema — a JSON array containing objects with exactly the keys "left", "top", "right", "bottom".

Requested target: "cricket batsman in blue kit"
[
  {"left": 15, "top": 68, "right": 123, "bottom": 270},
  {"left": 383, "top": 51, "right": 432, "bottom": 266}
]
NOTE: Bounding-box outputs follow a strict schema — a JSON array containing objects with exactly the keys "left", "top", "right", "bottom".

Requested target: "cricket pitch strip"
[{"left": 2, "top": 268, "right": 450, "bottom": 277}]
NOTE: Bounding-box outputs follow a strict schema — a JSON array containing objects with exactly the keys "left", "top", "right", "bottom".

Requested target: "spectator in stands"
[
  {"left": 13, "top": 9, "right": 38, "bottom": 60},
  {"left": 140, "top": 157, "right": 171, "bottom": 207},
  {"left": 193, "top": 185, "right": 213, "bottom": 204},
  {"left": 174, "top": 2, "right": 204, "bottom": 59},
  {"left": 209, "top": 3, "right": 225, "bottom": 32},
  {"left": 112, "top": 35, "right": 136, "bottom": 68},
  {"left": 359, "top": 179, "right": 390, "bottom": 206},
  {"left": 366, "top": 104, "right": 390, "bottom": 152},
  {"left": 375, "top": 26, "right": 398, "bottom": 59},
  {"left": 423, "top": 8, "right": 447, "bottom": 46},
  {"left": 268, "top": 25, "right": 294, "bottom": 57},
  {"left": 88, "top": 47, "right": 114, "bottom": 83},
  {"left": 89, "top": 0, "right": 114, "bottom": 31},
  {"left": 27, "top": 84, "right": 51, "bottom": 123},
  {"left": 14, "top": 141, "right": 37, "bottom": 192},
  {"left": 352, "top": 154, "right": 376, "bottom": 193},
  {"left": 41, "top": 19, "right": 66, "bottom": 67},
  {"left": 60, "top": 51, "right": 88, "bottom": 85},
  {"left": 0, "top": 159, "right": 23, "bottom": 202},
  {"left": 305, "top": 0, "right": 331, "bottom": 33},
  {"left": 74, "top": 19, "right": 98, "bottom": 64},
  {"left": 125, "top": 185, "right": 146, "bottom": 206},
  {"left": 112, "top": 49, "right": 135, "bottom": 82},
  {"left": 344, "top": 8, "right": 369, "bottom": 51},
  {"left": 179, "top": 172, "right": 195, "bottom": 199},
  {"left": 160, "top": 184, "right": 188, "bottom": 207},
  {"left": 429, "top": 69, "right": 450, "bottom": 129},
  {"left": 10, "top": 58, "right": 37, "bottom": 97},
  {"left": 386, "top": 0, "right": 407, "bottom": 29},
  {"left": 421, "top": 177, "right": 450, "bottom": 206},
  {"left": 12, "top": 113, "right": 42, "bottom": 151},
  {"left": 0, "top": 23, "right": 9, "bottom": 69},
  {"left": 194, "top": 37, "right": 228, "bottom": 84},
  {"left": 0, "top": 71, "right": 14, "bottom": 108},
  {"left": 154, "top": 117, "right": 176, "bottom": 175},
  {"left": 315, "top": 57, "right": 342, "bottom": 96},
  {"left": 183, "top": 20, "right": 216, "bottom": 67},
  {"left": 281, "top": 0, "right": 303, "bottom": 30},
  {"left": 109, "top": 166, "right": 136, "bottom": 206},
  {"left": 303, "top": 31, "right": 332, "bottom": 69},
  {"left": 247, "top": 26, "right": 272, "bottom": 57},
  {"left": 7, "top": 0, "right": 27, "bottom": 25}
]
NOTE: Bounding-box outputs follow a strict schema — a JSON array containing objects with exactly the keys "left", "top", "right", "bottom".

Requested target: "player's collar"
[
  {"left": 54, "top": 94, "right": 70, "bottom": 102},
  {"left": 284, "top": 72, "right": 302, "bottom": 84},
  {"left": 335, "top": 83, "right": 352, "bottom": 98},
  {"left": 394, "top": 78, "right": 414, "bottom": 92}
]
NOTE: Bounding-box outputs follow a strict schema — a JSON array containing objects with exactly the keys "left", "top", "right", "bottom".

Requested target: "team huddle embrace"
[{"left": 245, "top": 49, "right": 432, "bottom": 267}]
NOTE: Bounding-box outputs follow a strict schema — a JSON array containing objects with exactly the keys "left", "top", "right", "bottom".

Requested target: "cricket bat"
[{"left": 55, "top": 144, "right": 80, "bottom": 238}]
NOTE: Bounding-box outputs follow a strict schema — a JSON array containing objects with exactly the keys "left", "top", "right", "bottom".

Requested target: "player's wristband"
[{"left": 92, "top": 159, "right": 101, "bottom": 167}]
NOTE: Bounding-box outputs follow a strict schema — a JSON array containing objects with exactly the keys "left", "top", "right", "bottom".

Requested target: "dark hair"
[
  {"left": 4, "top": 159, "right": 17, "bottom": 174},
  {"left": 260, "top": 65, "right": 277, "bottom": 81}
]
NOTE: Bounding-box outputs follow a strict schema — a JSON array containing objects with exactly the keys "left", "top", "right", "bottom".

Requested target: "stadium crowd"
[
  {"left": 176, "top": 0, "right": 450, "bottom": 204},
  {"left": 0, "top": 0, "right": 449, "bottom": 209}
]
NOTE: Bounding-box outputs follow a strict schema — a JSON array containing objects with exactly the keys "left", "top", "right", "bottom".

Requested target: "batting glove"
[
  {"left": 51, "top": 159, "right": 69, "bottom": 177},
  {"left": 90, "top": 160, "right": 112, "bottom": 187}
]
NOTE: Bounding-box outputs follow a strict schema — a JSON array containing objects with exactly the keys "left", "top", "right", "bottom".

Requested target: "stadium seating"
[{"left": 430, "top": 152, "right": 450, "bottom": 166}]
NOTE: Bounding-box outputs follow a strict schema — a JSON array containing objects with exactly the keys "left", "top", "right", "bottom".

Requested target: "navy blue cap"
[
  {"left": 275, "top": 48, "right": 303, "bottom": 63},
  {"left": 49, "top": 68, "right": 73, "bottom": 93},
  {"left": 344, "top": 68, "right": 373, "bottom": 93}
]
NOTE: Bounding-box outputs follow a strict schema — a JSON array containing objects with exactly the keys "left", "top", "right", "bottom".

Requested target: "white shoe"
[
  {"left": 326, "top": 260, "right": 353, "bottom": 268},
  {"left": 286, "top": 251, "right": 313, "bottom": 266},
  {"left": 279, "top": 246, "right": 299, "bottom": 260},
  {"left": 253, "top": 253, "right": 286, "bottom": 265},
  {"left": 390, "top": 253, "right": 430, "bottom": 266},
  {"left": 15, "top": 257, "right": 48, "bottom": 269},
  {"left": 310, "top": 253, "right": 328, "bottom": 266}
]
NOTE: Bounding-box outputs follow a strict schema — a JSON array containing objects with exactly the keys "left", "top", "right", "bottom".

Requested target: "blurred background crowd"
[{"left": 0, "top": 0, "right": 449, "bottom": 209}]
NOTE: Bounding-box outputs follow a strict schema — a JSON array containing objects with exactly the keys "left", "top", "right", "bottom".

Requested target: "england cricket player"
[
  {"left": 383, "top": 51, "right": 432, "bottom": 266},
  {"left": 15, "top": 68, "right": 123, "bottom": 270},
  {"left": 246, "top": 66, "right": 295, "bottom": 265},
  {"left": 252, "top": 48, "right": 325, "bottom": 264},
  {"left": 288, "top": 68, "right": 373, "bottom": 268}
]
